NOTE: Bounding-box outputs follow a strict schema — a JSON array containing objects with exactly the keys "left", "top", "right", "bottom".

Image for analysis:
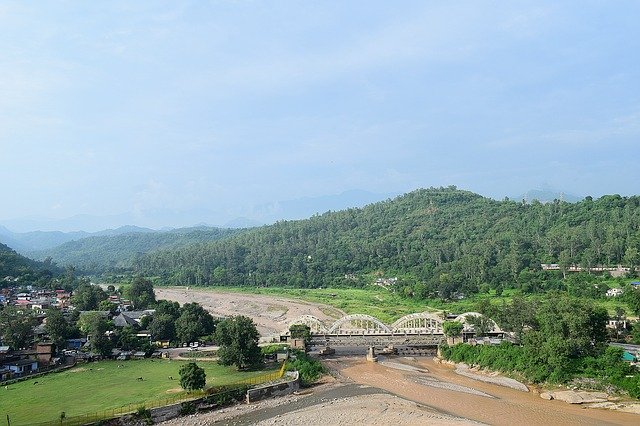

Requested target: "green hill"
[
  {"left": 0, "top": 242, "right": 59, "bottom": 284},
  {"left": 132, "top": 187, "right": 640, "bottom": 297},
  {"left": 30, "top": 227, "right": 243, "bottom": 275}
]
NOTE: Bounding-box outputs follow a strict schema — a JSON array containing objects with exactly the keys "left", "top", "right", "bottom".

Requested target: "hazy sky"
[{"left": 1, "top": 1, "right": 639, "bottom": 226}]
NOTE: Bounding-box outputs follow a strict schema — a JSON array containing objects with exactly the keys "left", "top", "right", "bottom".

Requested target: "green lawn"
[{"left": 0, "top": 359, "right": 276, "bottom": 425}]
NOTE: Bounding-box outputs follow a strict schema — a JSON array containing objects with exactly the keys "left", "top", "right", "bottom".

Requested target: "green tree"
[
  {"left": 175, "top": 303, "right": 216, "bottom": 343},
  {"left": 179, "top": 362, "right": 206, "bottom": 391},
  {"left": 78, "top": 312, "right": 112, "bottom": 356},
  {"left": 127, "top": 277, "right": 156, "bottom": 309},
  {"left": 289, "top": 324, "right": 311, "bottom": 347},
  {"left": 149, "top": 314, "right": 176, "bottom": 341},
  {"left": 44, "top": 309, "right": 71, "bottom": 350},
  {"left": 0, "top": 307, "right": 37, "bottom": 349},
  {"left": 72, "top": 284, "right": 107, "bottom": 311},
  {"left": 442, "top": 321, "right": 463, "bottom": 344},
  {"left": 467, "top": 314, "right": 493, "bottom": 337},
  {"left": 215, "top": 316, "right": 263, "bottom": 370}
]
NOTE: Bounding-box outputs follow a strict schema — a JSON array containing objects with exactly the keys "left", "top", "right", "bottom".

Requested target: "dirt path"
[{"left": 155, "top": 287, "right": 344, "bottom": 337}]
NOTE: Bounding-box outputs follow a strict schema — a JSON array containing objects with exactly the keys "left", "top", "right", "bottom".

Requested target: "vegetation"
[
  {"left": 439, "top": 294, "right": 640, "bottom": 396},
  {"left": 215, "top": 316, "right": 263, "bottom": 370},
  {"left": 0, "top": 307, "right": 37, "bottom": 349},
  {"left": 123, "top": 277, "right": 156, "bottom": 309},
  {"left": 0, "top": 359, "right": 276, "bottom": 425},
  {"left": 178, "top": 362, "right": 206, "bottom": 391},
  {"left": 285, "top": 349, "right": 326, "bottom": 386},
  {"left": 0, "top": 242, "right": 60, "bottom": 288},
  {"left": 129, "top": 188, "right": 640, "bottom": 300},
  {"left": 289, "top": 324, "right": 312, "bottom": 347},
  {"left": 29, "top": 227, "right": 242, "bottom": 275}
]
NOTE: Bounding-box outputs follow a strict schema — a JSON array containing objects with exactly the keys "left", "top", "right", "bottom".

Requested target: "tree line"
[{"left": 131, "top": 187, "right": 640, "bottom": 299}]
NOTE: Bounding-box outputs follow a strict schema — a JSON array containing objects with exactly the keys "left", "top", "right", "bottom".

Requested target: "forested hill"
[
  {"left": 0, "top": 242, "right": 58, "bottom": 280},
  {"left": 133, "top": 187, "right": 640, "bottom": 296},
  {"left": 30, "top": 227, "right": 243, "bottom": 274}
]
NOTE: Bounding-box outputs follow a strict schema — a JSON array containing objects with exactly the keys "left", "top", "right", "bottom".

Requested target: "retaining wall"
[{"left": 246, "top": 371, "right": 300, "bottom": 403}]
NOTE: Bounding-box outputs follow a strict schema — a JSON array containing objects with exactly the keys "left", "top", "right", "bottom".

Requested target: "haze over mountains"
[{"left": 0, "top": 187, "right": 583, "bottom": 254}]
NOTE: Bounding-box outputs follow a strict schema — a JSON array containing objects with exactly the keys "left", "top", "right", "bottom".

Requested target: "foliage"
[
  {"left": 0, "top": 307, "right": 37, "bottom": 349},
  {"left": 261, "top": 344, "right": 288, "bottom": 355},
  {"left": 175, "top": 303, "right": 216, "bottom": 343},
  {"left": 44, "top": 308, "right": 74, "bottom": 350},
  {"left": 215, "top": 316, "right": 263, "bottom": 370},
  {"left": 442, "top": 321, "right": 463, "bottom": 338},
  {"left": 30, "top": 227, "right": 241, "bottom": 275},
  {"left": 130, "top": 188, "right": 640, "bottom": 298},
  {"left": 440, "top": 294, "right": 628, "bottom": 389},
  {"left": 72, "top": 283, "right": 108, "bottom": 311},
  {"left": 289, "top": 324, "right": 311, "bottom": 347},
  {"left": 149, "top": 314, "right": 176, "bottom": 341},
  {"left": 178, "top": 362, "right": 206, "bottom": 391},
  {"left": 285, "top": 350, "right": 326, "bottom": 386},
  {"left": 77, "top": 311, "right": 112, "bottom": 356},
  {"left": 125, "top": 277, "right": 156, "bottom": 309}
]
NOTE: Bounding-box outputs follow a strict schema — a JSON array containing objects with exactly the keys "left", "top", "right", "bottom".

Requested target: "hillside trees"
[{"left": 131, "top": 188, "right": 640, "bottom": 297}]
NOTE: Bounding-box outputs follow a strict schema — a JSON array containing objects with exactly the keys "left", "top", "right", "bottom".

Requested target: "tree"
[
  {"left": 127, "top": 277, "right": 156, "bottom": 309},
  {"left": 72, "top": 284, "right": 107, "bottom": 311},
  {"left": 442, "top": 321, "right": 463, "bottom": 344},
  {"left": 98, "top": 300, "right": 117, "bottom": 315},
  {"left": 289, "top": 324, "right": 311, "bottom": 343},
  {"left": 466, "top": 314, "right": 493, "bottom": 337},
  {"left": 0, "top": 307, "right": 37, "bottom": 349},
  {"left": 149, "top": 314, "right": 176, "bottom": 341},
  {"left": 44, "top": 309, "right": 71, "bottom": 350},
  {"left": 175, "top": 303, "right": 216, "bottom": 343},
  {"left": 215, "top": 316, "right": 263, "bottom": 369},
  {"left": 78, "top": 312, "right": 112, "bottom": 356},
  {"left": 179, "top": 362, "right": 206, "bottom": 391}
]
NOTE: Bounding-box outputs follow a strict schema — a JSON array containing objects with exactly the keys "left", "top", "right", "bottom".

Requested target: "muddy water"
[{"left": 337, "top": 358, "right": 639, "bottom": 426}]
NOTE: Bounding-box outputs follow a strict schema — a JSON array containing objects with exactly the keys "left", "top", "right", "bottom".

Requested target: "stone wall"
[{"left": 246, "top": 371, "right": 300, "bottom": 403}]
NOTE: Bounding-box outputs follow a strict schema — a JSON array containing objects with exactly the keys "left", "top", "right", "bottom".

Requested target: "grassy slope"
[{"left": 0, "top": 359, "right": 275, "bottom": 425}]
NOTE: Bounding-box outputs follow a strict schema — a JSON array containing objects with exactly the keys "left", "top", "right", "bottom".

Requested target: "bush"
[{"left": 285, "top": 350, "right": 326, "bottom": 386}]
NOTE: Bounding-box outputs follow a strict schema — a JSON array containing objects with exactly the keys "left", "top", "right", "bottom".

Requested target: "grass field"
[{"left": 0, "top": 359, "right": 277, "bottom": 425}]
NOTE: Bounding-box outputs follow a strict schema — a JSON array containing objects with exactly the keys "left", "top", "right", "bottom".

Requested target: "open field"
[
  {"left": 0, "top": 359, "right": 277, "bottom": 425},
  {"left": 163, "top": 285, "right": 636, "bottom": 321}
]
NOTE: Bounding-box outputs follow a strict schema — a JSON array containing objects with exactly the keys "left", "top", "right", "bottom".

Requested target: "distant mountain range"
[{"left": 0, "top": 225, "right": 156, "bottom": 252}]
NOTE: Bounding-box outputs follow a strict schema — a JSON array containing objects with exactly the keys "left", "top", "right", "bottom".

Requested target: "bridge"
[{"left": 282, "top": 312, "right": 503, "bottom": 347}]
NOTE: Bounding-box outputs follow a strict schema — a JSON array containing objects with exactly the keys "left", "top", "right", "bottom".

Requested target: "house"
[
  {"left": 113, "top": 310, "right": 154, "bottom": 328},
  {"left": 2, "top": 359, "right": 38, "bottom": 376},
  {"left": 606, "top": 288, "right": 624, "bottom": 297},
  {"left": 36, "top": 342, "right": 56, "bottom": 365},
  {"left": 0, "top": 368, "right": 11, "bottom": 381}
]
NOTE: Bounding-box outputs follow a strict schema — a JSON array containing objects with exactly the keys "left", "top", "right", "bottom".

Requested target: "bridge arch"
[
  {"left": 391, "top": 312, "right": 444, "bottom": 333},
  {"left": 328, "top": 314, "right": 391, "bottom": 334},
  {"left": 287, "top": 315, "right": 329, "bottom": 334},
  {"left": 453, "top": 312, "right": 502, "bottom": 333}
]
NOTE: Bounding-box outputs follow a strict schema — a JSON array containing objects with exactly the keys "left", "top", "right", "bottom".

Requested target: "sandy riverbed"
[
  {"left": 155, "top": 288, "right": 639, "bottom": 425},
  {"left": 155, "top": 287, "right": 344, "bottom": 337}
]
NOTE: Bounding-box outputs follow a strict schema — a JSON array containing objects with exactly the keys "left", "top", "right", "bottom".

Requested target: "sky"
[{"left": 1, "top": 1, "right": 639, "bottom": 230}]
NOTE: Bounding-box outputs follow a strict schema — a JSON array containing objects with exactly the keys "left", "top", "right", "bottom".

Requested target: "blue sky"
[{"left": 1, "top": 1, "right": 639, "bottom": 229}]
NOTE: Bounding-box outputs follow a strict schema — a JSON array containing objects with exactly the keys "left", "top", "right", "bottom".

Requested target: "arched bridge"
[{"left": 284, "top": 311, "right": 503, "bottom": 347}]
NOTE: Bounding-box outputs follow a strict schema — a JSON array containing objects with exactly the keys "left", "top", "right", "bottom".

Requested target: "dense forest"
[
  {"left": 0, "top": 243, "right": 60, "bottom": 287},
  {"left": 131, "top": 187, "right": 640, "bottom": 297},
  {"left": 30, "top": 227, "right": 242, "bottom": 275}
]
